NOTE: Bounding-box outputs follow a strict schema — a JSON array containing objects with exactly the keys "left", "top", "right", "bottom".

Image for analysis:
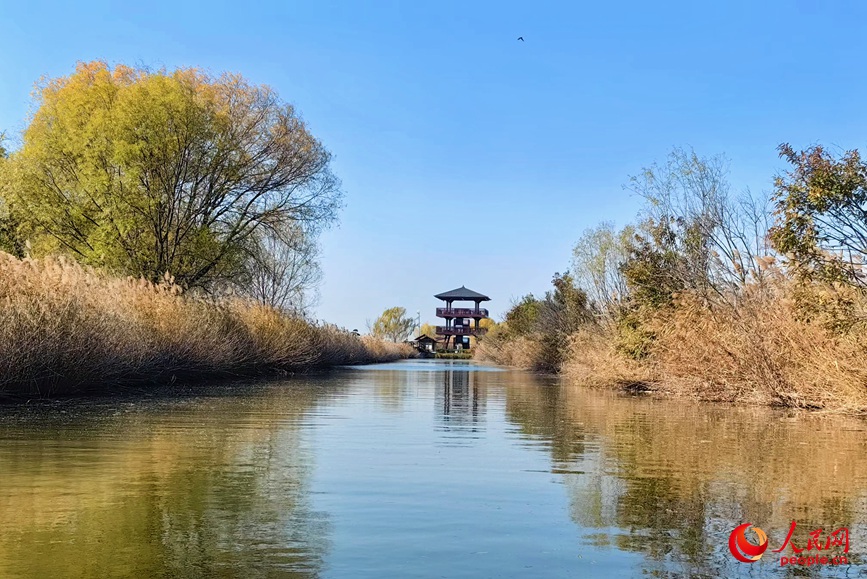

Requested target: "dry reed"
[
  {"left": 0, "top": 253, "right": 411, "bottom": 396},
  {"left": 561, "top": 279, "right": 867, "bottom": 412},
  {"left": 474, "top": 335, "right": 544, "bottom": 370}
]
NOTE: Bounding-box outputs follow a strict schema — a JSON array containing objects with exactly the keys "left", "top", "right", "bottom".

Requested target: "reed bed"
[
  {"left": 477, "top": 271, "right": 867, "bottom": 412},
  {"left": 0, "top": 253, "right": 411, "bottom": 396},
  {"left": 475, "top": 335, "right": 545, "bottom": 371},
  {"left": 560, "top": 281, "right": 867, "bottom": 412}
]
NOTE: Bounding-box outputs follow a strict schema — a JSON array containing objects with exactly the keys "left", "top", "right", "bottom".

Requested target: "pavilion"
[{"left": 433, "top": 286, "right": 490, "bottom": 350}]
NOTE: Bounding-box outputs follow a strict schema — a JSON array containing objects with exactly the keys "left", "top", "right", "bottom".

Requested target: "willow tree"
[
  {"left": 3, "top": 61, "right": 341, "bottom": 288},
  {"left": 239, "top": 222, "right": 322, "bottom": 314},
  {"left": 369, "top": 307, "right": 415, "bottom": 343}
]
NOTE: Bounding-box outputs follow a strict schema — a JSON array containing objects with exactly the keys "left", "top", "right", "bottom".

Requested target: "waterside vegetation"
[
  {"left": 478, "top": 147, "right": 867, "bottom": 413},
  {"left": 0, "top": 61, "right": 411, "bottom": 396},
  {"left": 0, "top": 253, "right": 410, "bottom": 397}
]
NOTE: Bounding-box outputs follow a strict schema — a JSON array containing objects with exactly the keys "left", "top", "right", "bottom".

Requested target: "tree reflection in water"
[
  {"left": 502, "top": 371, "right": 867, "bottom": 577},
  {"left": 0, "top": 381, "right": 337, "bottom": 578},
  {"left": 0, "top": 365, "right": 865, "bottom": 577}
]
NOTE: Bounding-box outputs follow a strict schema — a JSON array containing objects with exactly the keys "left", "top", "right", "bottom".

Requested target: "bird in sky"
[{"left": 517, "top": 36, "right": 524, "bottom": 41}]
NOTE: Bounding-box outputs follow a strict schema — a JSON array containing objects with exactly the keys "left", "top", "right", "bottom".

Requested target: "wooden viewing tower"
[{"left": 434, "top": 286, "right": 490, "bottom": 351}]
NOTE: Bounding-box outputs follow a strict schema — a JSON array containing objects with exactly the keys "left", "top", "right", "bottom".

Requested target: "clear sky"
[{"left": 3, "top": 0, "right": 867, "bottom": 330}]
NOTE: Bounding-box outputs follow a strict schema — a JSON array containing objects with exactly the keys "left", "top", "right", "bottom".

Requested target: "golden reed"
[{"left": 0, "top": 253, "right": 411, "bottom": 396}]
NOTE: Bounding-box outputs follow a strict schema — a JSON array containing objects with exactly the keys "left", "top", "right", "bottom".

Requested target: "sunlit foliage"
[
  {"left": 370, "top": 307, "right": 416, "bottom": 343},
  {"left": 771, "top": 144, "right": 867, "bottom": 288},
  {"left": 3, "top": 61, "right": 342, "bottom": 289}
]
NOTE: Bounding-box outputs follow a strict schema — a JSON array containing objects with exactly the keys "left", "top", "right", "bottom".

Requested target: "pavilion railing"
[
  {"left": 436, "top": 308, "right": 489, "bottom": 318},
  {"left": 435, "top": 326, "right": 488, "bottom": 335}
]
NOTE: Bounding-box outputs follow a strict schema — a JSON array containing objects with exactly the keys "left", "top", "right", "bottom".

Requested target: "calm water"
[{"left": 0, "top": 360, "right": 866, "bottom": 578}]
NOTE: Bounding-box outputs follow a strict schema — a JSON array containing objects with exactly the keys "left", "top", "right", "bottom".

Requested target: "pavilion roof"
[{"left": 434, "top": 286, "right": 490, "bottom": 301}]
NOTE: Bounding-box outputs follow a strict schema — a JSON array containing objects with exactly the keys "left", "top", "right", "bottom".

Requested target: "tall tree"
[
  {"left": 625, "top": 148, "right": 773, "bottom": 304},
  {"left": 4, "top": 61, "right": 342, "bottom": 288},
  {"left": 0, "top": 134, "right": 22, "bottom": 257},
  {"left": 370, "top": 307, "right": 415, "bottom": 342},
  {"left": 571, "top": 222, "right": 633, "bottom": 317},
  {"left": 504, "top": 295, "right": 541, "bottom": 337},
  {"left": 771, "top": 144, "right": 867, "bottom": 288},
  {"left": 239, "top": 223, "right": 322, "bottom": 314}
]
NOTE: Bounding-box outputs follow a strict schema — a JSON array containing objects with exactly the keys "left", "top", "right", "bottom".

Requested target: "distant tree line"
[{"left": 481, "top": 144, "right": 867, "bottom": 377}]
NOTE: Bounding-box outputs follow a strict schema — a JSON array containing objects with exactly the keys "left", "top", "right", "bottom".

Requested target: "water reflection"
[
  {"left": 372, "top": 365, "right": 411, "bottom": 413},
  {"left": 0, "top": 363, "right": 865, "bottom": 577},
  {"left": 503, "top": 376, "right": 867, "bottom": 577},
  {"left": 436, "top": 366, "right": 486, "bottom": 431},
  {"left": 0, "top": 382, "right": 338, "bottom": 578}
]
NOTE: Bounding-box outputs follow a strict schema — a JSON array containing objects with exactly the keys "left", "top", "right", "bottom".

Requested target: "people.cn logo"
[{"left": 729, "top": 523, "right": 769, "bottom": 563}]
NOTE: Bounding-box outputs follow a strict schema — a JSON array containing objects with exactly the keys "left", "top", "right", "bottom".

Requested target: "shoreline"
[
  {"left": 0, "top": 353, "right": 413, "bottom": 400},
  {"left": 0, "top": 360, "right": 411, "bottom": 403},
  {"left": 0, "top": 254, "right": 412, "bottom": 399},
  {"left": 477, "top": 338, "right": 867, "bottom": 416}
]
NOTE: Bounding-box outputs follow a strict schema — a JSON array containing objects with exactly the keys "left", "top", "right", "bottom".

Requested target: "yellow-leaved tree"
[
  {"left": 370, "top": 307, "right": 416, "bottom": 343},
  {"left": 1, "top": 61, "right": 342, "bottom": 289},
  {"left": 418, "top": 322, "right": 438, "bottom": 339}
]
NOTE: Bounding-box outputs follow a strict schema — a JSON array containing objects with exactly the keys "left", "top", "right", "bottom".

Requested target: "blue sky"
[{"left": 3, "top": 0, "right": 867, "bottom": 330}]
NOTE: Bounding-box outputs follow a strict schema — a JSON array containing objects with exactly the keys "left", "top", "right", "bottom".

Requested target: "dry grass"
[
  {"left": 0, "top": 253, "right": 411, "bottom": 396},
  {"left": 475, "top": 334, "right": 545, "bottom": 370},
  {"left": 560, "top": 280, "right": 867, "bottom": 412},
  {"left": 648, "top": 284, "right": 867, "bottom": 411},
  {"left": 562, "top": 326, "right": 656, "bottom": 392}
]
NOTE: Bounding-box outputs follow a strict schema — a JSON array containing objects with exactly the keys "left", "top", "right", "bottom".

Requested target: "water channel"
[{"left": 0, "top": 360, "right": 865, "bottom": 577}]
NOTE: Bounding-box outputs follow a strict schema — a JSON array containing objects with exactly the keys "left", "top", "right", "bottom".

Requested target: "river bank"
[
  {"left": 479, "top": 343, "right": 867, "bottom": 415},
  {"left": 0, "top": 253, "right": 411, "bottom": 397},
  {"left": 475, "top": 282, "right": 867, "bottom": 414}
]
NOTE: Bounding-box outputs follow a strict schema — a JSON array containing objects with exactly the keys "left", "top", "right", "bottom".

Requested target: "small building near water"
[{"left": 412, "top": 334, "right": 439, "bottom": 354}]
